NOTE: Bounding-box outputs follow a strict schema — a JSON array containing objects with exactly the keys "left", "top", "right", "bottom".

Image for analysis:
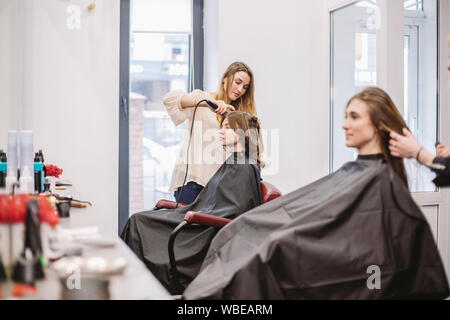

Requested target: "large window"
[
  {"left": 330, "top": 0, "right": 438, "bottom": 193},
  {"left": 126, "top": 0, "right": 202, "bottom": 217}
]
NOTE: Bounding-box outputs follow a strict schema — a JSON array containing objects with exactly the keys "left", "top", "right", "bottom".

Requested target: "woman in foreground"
[{"left": 183, "top": 87, "right": 449, "bottom": 300}]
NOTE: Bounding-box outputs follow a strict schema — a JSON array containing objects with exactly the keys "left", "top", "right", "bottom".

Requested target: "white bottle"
[
  {"left": 18, "top": 166, "right": 33, "bottom": 194},
  {"left": 6, "top": 131, "right": 19, "bottom": 194},
  {"left": 5, "top": 168, "right": 18, "bottom": 194},
  {"left": 19, "top": 131, "right": 34, "bottom": 176},
  {"left": 7, "top": 131, "right": 18, "bottom": 176}
]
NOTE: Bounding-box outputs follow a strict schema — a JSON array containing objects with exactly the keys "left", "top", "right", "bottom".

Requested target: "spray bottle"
[
  {"left": 0, "top": 150, "right": 6, "bottom": 189},
  {"left": 34, "top": 150, "right": 44, "bottom": 193}
]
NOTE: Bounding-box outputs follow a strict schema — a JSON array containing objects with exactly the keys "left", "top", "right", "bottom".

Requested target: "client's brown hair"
[
  {"left": 347, "top": 87, "right": 409, "bottom": 189},
  {"left": 221, "top": 111, "right": 265, "bottom": 168}
]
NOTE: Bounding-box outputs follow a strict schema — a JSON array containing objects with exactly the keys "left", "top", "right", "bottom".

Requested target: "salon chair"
[{"left": 154, "top": 181, "right": 282, "bottom": 294}]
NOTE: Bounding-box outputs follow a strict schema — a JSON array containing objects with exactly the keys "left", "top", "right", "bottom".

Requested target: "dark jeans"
[{"left": 174, "top": 181, "right": 204, "bottom": 204}]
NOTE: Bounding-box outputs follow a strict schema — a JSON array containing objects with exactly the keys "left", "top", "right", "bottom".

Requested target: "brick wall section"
[{"left": 129, "top": 92, "right": 146, "bottom": 216}]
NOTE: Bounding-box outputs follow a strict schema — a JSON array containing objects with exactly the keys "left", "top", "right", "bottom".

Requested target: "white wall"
[
  {"left": 0, "top": 0, "right": 20, "bottom": 148},
  {"left": 205, "top": 0, "right": 329, "bottom": 194},
  {"left": 203, "top": 0, "right": 219, "bottom": 92},
  {"left": 13, "top": 0, "right": 120, "bottom": 236}
]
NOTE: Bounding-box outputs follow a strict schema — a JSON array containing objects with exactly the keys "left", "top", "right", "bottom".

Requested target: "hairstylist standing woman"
[{"left": 163, "top": 61, "right": 257, "bottom": 204}]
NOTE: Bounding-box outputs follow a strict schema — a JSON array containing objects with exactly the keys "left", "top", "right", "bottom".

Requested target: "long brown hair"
[
  {"left": 347, "top": 87, "right": 409, "bottom": 189},
  {"left": 221, "top": 111, "right": 264, "bottom": 168},
  {"left": 215, "top": 62, "right": 256, "bottom": 122}
]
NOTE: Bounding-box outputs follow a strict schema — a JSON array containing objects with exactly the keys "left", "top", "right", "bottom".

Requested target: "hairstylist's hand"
[
  {"left": 211, "top": 100, "right": 235, "bottom": 115},
  {"left": 437, "top": 144, "right": 450, "bottom": 158},
  {"left": 389, "top": 128, "right": 422, "bottom": 158}
]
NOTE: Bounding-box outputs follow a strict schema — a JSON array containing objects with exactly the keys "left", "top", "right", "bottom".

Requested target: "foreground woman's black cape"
[
  {"left": 183, "top": 155, "right": 449, "bottom": 299},
  {"left": 120, "top": 152, "right": 262, "bottom": 292}
]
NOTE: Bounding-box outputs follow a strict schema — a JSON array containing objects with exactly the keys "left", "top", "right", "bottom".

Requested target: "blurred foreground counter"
[{"left": 1, "top": 182, "right": 172, "bottom": 300}]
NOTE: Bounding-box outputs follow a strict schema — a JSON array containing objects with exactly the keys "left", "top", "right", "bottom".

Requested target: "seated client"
[{"left": 120, "top": 111, "right": 264, "bottom": 293}]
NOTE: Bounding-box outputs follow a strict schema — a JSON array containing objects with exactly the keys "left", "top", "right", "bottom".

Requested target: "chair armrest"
[
  {"left": 260, "top": 181, "right": 282, "bottom": 203},
  {"left": 184, "top": 211, "right": 231, "bottom": 228},
  {"left": 155, "top": 200, "right": 187, "bottom": 209}
]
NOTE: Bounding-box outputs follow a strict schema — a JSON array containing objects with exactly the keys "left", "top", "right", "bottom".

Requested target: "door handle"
[{"left": 121, "top": 97, "right": 128, "bottom": 117}]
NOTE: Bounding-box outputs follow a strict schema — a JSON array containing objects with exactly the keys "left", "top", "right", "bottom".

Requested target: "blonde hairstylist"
[{"left": 163, "top": 61, "right": 257, "bottom": 204}]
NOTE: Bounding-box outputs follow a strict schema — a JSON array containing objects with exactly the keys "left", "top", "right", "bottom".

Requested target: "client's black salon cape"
[
  {"left": 120, "top": 152, "right": 262, "bottom": 292},
  {"left": 184, "top": 154, "right": 450, "bottom": 299}
]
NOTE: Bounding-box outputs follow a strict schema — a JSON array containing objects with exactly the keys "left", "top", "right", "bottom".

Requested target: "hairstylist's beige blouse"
[{"left": 163, "top": 89, "right": 228, "bottom": 192}]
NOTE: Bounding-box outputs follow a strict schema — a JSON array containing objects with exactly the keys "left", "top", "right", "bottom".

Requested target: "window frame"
[{"left": 118, "top": 0, "right": 204, "bottom": 234}]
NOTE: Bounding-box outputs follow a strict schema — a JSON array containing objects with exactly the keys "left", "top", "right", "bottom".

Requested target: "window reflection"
[
  {"left": 330, "top": 0, "right": 438, "bottom": 193},
  {"left": 129, "top": 0, "right": 192, "bottom": 215}
]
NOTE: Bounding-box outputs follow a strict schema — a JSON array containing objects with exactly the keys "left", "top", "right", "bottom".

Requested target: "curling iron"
[{"left": 204, "top": 100, "right": 219, "bottom": 110}]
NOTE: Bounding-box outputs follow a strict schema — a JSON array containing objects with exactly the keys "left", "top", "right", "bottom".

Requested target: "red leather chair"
[
  {"left": 158, "top": 181, "right": 282, "bottom": 294},
  {"left": 154, "top": 181, "right": 281, "bottom": 211}
]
